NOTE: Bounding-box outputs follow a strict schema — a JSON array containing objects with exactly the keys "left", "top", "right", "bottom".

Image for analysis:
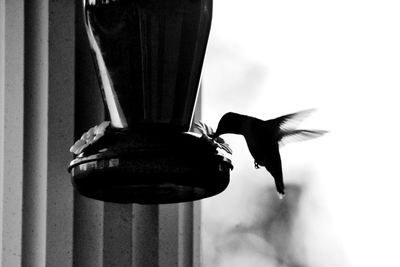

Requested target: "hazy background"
[{"left": 200, "top": 0, "right": 400, "bottom": 266}]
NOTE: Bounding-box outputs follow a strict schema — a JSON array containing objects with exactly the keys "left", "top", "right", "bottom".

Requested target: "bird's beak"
[{"left": 211, "top": 130, "right": 219, "bottom": 139}]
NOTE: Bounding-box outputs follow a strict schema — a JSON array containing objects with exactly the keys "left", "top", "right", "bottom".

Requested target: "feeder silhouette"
[{"left": 68, "top": 0, "right": 232, "bottom": 204}]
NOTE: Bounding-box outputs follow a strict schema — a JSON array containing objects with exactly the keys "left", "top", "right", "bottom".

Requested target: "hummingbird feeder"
[{"left": 68, "top": 0, "right": 232, "bottom": 204}]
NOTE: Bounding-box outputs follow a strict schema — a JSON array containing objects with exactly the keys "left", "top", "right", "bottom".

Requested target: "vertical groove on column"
[
  {"left": 0, "top": 0, "right": 24, "bottom": 266},
  {"left": 103, "top": 203, "right": 133, "bottom": 266},
  {"left": 159, "top": 204, "right": 180, "bottom": 267},
  {"left": 178, "top": 203, "right": 194, "bottom": 267},
  {"left": 179, "top": 202, "right": 203, "bottom": 267},
  {"left": 192, "top": 201, "right": 202, "bottom": 267},
  {"left": 45, "top": 1, "right": 75, "bottom": 265},
  {"left": 22, "top": 1, "right": 48, "bottom": 266},
  {"left": 73, "top": 1, "right": 105, "bottom": 266},
  {"left": 0, "top": 4, "right": 4, "bottom": 262},
  {"left": 73, "top": 196, "right": 104, "bottom": 267},
  {"left": 132, "top": 205, "right": 159, "bottom": 267}
]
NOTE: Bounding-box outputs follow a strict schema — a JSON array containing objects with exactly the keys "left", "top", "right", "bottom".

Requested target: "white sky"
[{"left": 201, "top": 0, "right": 400, "bottom": 266}]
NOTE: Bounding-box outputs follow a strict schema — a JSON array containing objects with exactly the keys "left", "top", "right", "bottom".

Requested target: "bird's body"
[{"left": 211, "top": 110, "right": 327, "bottom": 197}]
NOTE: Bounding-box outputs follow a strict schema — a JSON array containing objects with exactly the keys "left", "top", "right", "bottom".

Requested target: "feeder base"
[{"left": 68, "top": 131, "right": 232, "bottom": 204}]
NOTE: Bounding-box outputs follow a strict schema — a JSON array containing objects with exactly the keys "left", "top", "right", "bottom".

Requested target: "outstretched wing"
[
  {"left": 269, "top": 109, "right": 327, "bottom": 145},
  {"left": 273, "top": 108, "right": 316, "bottom": 132}
]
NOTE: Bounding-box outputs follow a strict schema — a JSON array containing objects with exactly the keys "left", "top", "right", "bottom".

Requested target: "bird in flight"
[{"left": 196, "top": 109, "right": 327, "bottom": 198}]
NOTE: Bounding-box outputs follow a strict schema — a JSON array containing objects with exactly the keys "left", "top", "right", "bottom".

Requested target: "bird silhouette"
[{"left": 207, "top": 109, "right": 327, "bottom": 198}]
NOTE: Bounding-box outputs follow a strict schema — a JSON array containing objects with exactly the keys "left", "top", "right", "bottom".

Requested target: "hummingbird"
[{"left": 196, "top": 109, "right": 327, "bottom": 198}]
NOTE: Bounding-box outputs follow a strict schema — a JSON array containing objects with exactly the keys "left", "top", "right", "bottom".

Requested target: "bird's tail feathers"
[
  {"left": 277, "top": 192, "right": 285, "bottom": 200},
  {"left": 278, "top": 129, "right": 328, "bottom": 146},
  {"left": 274, "top": 178, "right": 286, "bottom": 198}
]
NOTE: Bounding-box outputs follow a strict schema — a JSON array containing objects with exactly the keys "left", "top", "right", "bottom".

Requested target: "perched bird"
[{"left": 198, "top": 109, "right": 327, "bottom": 198}]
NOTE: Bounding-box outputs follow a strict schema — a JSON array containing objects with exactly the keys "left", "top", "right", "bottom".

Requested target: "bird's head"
[{"left": 214, "top": 112, "right": 244, "bottom": 137}]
